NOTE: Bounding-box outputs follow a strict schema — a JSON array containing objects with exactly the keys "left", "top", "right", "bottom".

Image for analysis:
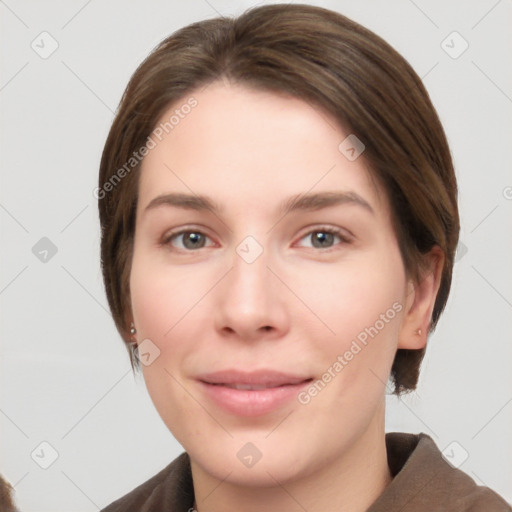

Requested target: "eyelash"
[{"left": 160, "top": 225, "right": 352, "bottom": 253}]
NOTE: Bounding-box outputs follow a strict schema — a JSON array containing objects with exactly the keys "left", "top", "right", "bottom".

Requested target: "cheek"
[
  {"left": 129, "top": 251, "right": 219, "bottom": 406},
  {"left": 129, "top": 255, "right": 204, "bottom": 435},
  {"left": 292, "top": 248, "right": 406, "bottom": 399},
  {"left": 130, "top": 250, "right": 208, "bottom": 340},
  {"left": 130, "top": 279, "right": 170, "bottom": 344},
  {"left": 294, "top": 253, "right": 404, "bottom": 339}
]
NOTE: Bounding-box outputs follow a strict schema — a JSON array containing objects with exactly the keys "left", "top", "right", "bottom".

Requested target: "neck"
[{"left": 190, "top": 399, "right": 392, "bottom": 512}]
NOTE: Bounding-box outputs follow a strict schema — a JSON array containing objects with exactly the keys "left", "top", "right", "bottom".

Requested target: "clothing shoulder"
[
  {"left": 100, "top": 452, "right": 194, "bottom": 512},
  {"left": 368, "top": 432, "right": 512, "bottom": 511}
]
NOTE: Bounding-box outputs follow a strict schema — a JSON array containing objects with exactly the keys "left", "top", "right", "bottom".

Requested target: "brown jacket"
[{"left": 101, "top": 432, "right": 511, "bottom": 511}]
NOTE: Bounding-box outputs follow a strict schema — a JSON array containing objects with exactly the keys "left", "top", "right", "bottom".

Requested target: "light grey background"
[{"left": 1, "top": 0, "right": 511, "bottom": 510}]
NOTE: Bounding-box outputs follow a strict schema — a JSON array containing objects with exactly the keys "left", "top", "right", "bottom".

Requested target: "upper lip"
[{"left": 197, "top": 369, "right": 312, "bottom": 387}]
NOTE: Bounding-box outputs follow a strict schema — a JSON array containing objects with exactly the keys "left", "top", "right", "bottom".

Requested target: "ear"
[{"left": 397, "top": 246, "right": 445, "bottom": 350}]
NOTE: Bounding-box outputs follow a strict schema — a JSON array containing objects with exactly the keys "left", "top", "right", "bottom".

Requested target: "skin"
[{"left": 129, "top": 79, "right": 444, "bottom": 512}]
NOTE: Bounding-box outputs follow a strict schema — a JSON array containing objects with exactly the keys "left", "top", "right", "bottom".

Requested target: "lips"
[
  {"left": 196, "top": 369, "right": 313, "bottom": 416},
  {"left": 196, "top": 369, "right": 312, "bottom": 387},
  {"left": 216, "top": 383, "right": 290, "bottom": 390}
]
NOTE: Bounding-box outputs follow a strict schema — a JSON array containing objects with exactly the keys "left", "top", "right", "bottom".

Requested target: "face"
[{"left": 129, "top": 80, "right": 414, "bottom": 486}]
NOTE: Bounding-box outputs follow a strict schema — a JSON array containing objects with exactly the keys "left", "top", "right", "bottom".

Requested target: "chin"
[
  {"left": 194, "top": 449, "right": 308, "bottom": 488},
  {"left": 186, "top": 432, "right": 320, "bottom": 488}
]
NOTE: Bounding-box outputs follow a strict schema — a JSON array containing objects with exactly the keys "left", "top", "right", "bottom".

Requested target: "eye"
[
  {"left": 161, "top": 229, "right": 214, "bottom": 251},
  {"left": 296, "top": 226, "right": 352, "bottom": 251},
  {"left": 161, "top": 226, "right": 352, "bottom": 252}
]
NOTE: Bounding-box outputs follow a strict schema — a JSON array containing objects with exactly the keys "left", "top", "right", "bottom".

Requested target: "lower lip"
[{"left": 198, "top": 380, "right": 312, "bottom": 417}]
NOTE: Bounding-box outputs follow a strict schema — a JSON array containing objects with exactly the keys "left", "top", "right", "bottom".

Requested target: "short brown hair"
[
  {"left": 98, "top": 3, "right": 459, "bottom": 395},
  {"left": 0, "top": 474, "right": 17, "bottom": 512}
]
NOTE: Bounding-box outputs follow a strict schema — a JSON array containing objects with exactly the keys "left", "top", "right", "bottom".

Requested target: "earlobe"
[{"left": 397, "top": 246, "right": 445, "bottom": 350}]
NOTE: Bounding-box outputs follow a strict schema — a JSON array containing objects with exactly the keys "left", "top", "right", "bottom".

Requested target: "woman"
[{"left": 97, "top": 3, "right": 511, "bottom": 511}]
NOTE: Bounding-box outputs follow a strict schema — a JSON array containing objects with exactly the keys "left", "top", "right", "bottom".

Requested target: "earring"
[
  {"left": 415, "top": 328, "right": 422, "bottom": 336},
  {"left": 130, "top": 322, "right": 137, "bottom": 335}
]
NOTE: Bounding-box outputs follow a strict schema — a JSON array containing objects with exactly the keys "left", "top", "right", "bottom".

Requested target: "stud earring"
[
  {"left": 415, "top": 328, "right": 422, "bottom": 336},
  {"left": 130, "top": 322, "right": 137, "bottom": 335}
]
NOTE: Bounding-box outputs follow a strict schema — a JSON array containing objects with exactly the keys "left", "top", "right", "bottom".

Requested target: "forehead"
[{"left": 138, "top": 80, "right": 386, "bottom": 217}]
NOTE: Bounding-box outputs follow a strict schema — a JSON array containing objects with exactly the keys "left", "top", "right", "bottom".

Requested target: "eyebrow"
[{"left": 143, "top": 190, "right": 374, "bottom": 217}]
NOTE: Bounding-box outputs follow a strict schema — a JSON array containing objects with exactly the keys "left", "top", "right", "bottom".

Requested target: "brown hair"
[
  {"left": 98, "top": 3, "right": 459, "bottom": 395},
  {"left": 0, "top": 474, "right": 17, "bottom": 512}
]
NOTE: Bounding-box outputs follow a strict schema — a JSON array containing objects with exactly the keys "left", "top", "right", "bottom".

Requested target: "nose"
[{"left": 213, "top": 240, "right": 289, "bottom": 342}]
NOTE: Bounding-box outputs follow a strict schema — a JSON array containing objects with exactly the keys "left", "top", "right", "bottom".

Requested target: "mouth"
[
  {"left": 196, "top": 370, "right": 313, "bottom": 416},
  {"left": 197, "top": 369, "right": 313, "bottom": 387},
  {"left": 205, "top": 381, "right": 312, "bottom": 390}
]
